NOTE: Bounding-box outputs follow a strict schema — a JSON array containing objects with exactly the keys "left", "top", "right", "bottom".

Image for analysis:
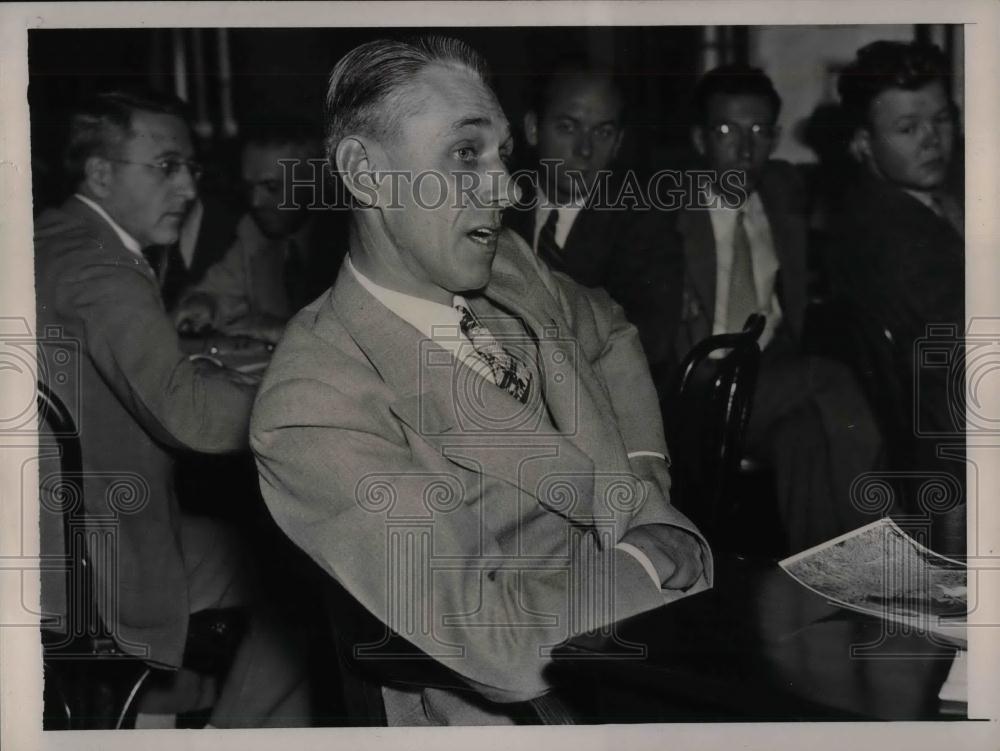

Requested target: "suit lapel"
[
  {"left": 676, "top": 209, "right": 716, "bottom": 356},
  {"left": 326, "top": 259, "right": 603, "bottom": 525},
  {"left": 757, "top": 175, "right": 806, "bottom": 341},
  {"left": 61, "top": 197, "right": 161, "bottom": 287}
]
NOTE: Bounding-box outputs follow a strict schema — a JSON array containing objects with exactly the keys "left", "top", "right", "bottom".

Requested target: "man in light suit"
[
  {"left": 505, "top": 63, "right": 685, "bottom": 399},
  {"left": 251, "top": 36, "right": 712, "bottom": 726},
  {"left": 34, "top": 89, "right": 307, "bottom": 727},
  {"left": 675, "top": 65, "right": 882, "bottom": 552}
]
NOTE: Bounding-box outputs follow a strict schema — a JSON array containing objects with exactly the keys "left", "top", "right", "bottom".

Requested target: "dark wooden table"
[{"left": 549, "top": 555, "right": 961, "bottom": 722}]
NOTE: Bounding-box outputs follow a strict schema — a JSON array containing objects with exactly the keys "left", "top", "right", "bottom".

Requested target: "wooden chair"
[
  {"left": 664, "top": 314, "right": 766, "bottom": 546},
  {"left": 37, "top": 381, "right": 245, "bottom": 729}
]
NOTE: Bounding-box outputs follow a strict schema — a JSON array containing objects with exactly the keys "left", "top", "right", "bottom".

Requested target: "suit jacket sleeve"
[
  {"left": 55, "top": 241, "right": 256, "bottom": 452},
  {"left": 506, "top": 233, "right": 713, "bottom": 578},
  {"left": 251, "top": 353, "right": 672, "bottom": 703}
]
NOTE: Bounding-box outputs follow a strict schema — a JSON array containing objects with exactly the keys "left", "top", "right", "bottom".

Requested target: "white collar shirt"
[
  {"left": 346, "top": 256, "right": 496, "bottom": 385},
  {"left": 74, "top": 193, "right": 143, "bottom": 257},
  {"left": 706, "top": 190, "right": 782, "bottom": 349}
]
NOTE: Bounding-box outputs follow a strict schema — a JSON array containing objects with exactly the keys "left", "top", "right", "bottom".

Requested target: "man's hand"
[
  {"left": 174, "top": 292, "right": 217, "bottom": 335},
  {"left": 224, "top": 315, "right": 286, "bottom": 345},
  {"left": 621, "top": 524, "right": 706, "bottom": 590}
]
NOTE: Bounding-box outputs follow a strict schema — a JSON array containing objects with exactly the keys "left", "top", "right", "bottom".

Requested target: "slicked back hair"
[
  {"left": 323, "top": 35, "right": 491, "bottom": 171},
  {"left": 64, "top": 89, "right": 191, "bottom": 188},
  {"left": 837, "top": 40, "right": 951, "bottom": 131},
  {"left": 530, "top": 57, "right": 627, "bottom": 125}
]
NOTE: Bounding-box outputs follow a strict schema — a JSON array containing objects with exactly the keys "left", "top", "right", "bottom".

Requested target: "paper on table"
[{"left": 779, "top": 518, "right": 967, "bottom": 647}]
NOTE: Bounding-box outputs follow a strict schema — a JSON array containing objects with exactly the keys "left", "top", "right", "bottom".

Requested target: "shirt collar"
[
  {"left": 346, "top": 255, "right": 463, "bottom": 341},
  {"left": 73, "top": 193, "right": 143, "bottom": 256}
]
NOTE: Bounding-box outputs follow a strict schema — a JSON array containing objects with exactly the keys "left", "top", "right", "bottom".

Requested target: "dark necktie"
[
  {"left": 726, "top": 210, "right": 758, "bottom": 333},
  {"left": 455, "top": 303, "right": 532, "bottom": 404},
  {"left": 141, "top": 245, "right": 187, "bottom": 309},
  {"left": 536, "top": 209, "right": 565, "bottom": 273},
  {"left": 141, "top": 245, "right": 165, "bottom": 282}
]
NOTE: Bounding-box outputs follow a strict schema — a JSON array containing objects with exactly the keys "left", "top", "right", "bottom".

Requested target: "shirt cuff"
[
  {"left": 626, "top": 450, "right": 667, "bottom": 462},
  {"left": 615, "top": 542, "right": 662, "bottom": 590}
]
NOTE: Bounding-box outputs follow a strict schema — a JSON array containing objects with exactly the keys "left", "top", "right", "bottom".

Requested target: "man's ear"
[
  {"left": 523, "top": 111, "right": 539, "bottom": 148},
  {"left": 690, "top": 126, "right": 706, "bottom": 158},
  {"left": 83, "top": 156, "right": 113, "bottom": 199},
  {"left": 765, "top": 123, "right": 781, "bottom": 159},
  {"left": 849, "top": 127, "right": 872, "bottom": 165},
  {"left": 612, "top": 127, "right": 626, "bottom": 160},
  {"left": 335, "top": 137, "right": 382, "bottom": 208}
]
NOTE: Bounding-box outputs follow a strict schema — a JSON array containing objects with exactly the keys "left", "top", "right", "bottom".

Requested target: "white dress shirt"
[
  {"left": 347, "top": 256, "right": 498, "bottom": 385},
  {"left": 531, "top": 194, "right": 585, "bottom": 252},
  {"left": 706, "top": 190, "right": 783, "bottom": 349},
  {"left": 74, "top": 193, "right": 143, "bottom": 257},
  {"left": 347, "top": 255, "right": 666, "bottom": 589}
]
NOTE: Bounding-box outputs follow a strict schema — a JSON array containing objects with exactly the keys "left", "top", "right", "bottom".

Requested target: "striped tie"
[
  {"left": 536, "top": 208, "right": 565, "bottom": 273},
  {"left": 455, "top": 303, "right": 532, "bottom": 404}
]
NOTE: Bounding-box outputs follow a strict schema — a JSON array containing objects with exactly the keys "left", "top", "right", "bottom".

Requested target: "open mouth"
[{"left": 467, "top": 226, "right": 501, "bottom": 245}]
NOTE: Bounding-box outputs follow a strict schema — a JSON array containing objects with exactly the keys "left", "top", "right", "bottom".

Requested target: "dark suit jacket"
[
  {"left": 505, "top": 180, "right": 685, "bottom": 394},
  {"left": 674, "top": 160, "right": 809, "bottom": 361},
  {"left": 35, "top": 196, "right": 257, "bottom": 668},
  {"left": 251, "top": 229, "right": 711, "bottom": 723},
  {"left": 827, "top": 172, "right": 964, "bottom": 440}
]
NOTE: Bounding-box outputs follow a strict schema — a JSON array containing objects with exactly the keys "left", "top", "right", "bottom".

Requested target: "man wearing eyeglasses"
[
  {"left": 34, "top": 89, "right": 309, "bottom": 727},
  {"left": 675, "top": 65, "right": 882, "bottom": 552}
]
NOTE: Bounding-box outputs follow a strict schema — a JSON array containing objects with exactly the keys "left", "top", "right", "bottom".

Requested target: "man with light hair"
[{"left": 251, "top": 36, "right": 711, "bottom": 726}]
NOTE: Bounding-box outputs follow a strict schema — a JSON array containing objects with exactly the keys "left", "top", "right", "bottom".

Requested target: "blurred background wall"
[{"left": 27, "top": 24, "right": 962, "bottom": 211}]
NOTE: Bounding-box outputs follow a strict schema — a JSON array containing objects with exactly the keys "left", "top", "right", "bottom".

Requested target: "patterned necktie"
[
  {"left": 726, "top": 209, "right": 758, "bottom": 333},
  {"left": 455, "top": 302, "right": 532, "bottom": 404},
  {"left": 536, "top": 208, "right": 565, "bottom": 272}
]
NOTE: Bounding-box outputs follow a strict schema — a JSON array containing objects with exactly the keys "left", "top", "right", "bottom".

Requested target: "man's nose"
[
  {"left": 573, "top": 132, "right": 593, "bottom": 159},
  {"left": 174, "top": 167, "right": 198, "bottom": 201},
  {"left": 480, "top": 163, "right": 519, "bottom": 209},
  {"left": 737, "top": 130, "right": 754, "bottom": 161},
  {"left": 921, "top": 120, "right": 943, "bottom": 149}
]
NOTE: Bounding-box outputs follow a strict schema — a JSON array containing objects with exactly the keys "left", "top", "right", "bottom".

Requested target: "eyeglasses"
[
  {"left": 709, "top": 122, "right": 778, "bottom": 142},
  {"left": 106, "top": 157, "right": 204, "bottom": 181}
]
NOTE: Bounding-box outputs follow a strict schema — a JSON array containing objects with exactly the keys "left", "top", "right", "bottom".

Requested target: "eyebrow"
[{"left": 450, "top": 116, "right": 493, "bottom": 133}]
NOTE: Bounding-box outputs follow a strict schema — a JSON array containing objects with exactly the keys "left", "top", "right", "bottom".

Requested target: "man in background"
[
  {"left": 506, "top": 61, "right": 685, "bottom": 399},
  {"left": 675, "top": 65, "right": 882, "bottom": 552},
  {"left": 174, "top": 123, "right": 346, "bottom": 343},
  {"left": 34, "top": 89, "right": 308, "bottom": 727},
  {"left": 831, "top": 41, "right": 965, "bottom": 554}
]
